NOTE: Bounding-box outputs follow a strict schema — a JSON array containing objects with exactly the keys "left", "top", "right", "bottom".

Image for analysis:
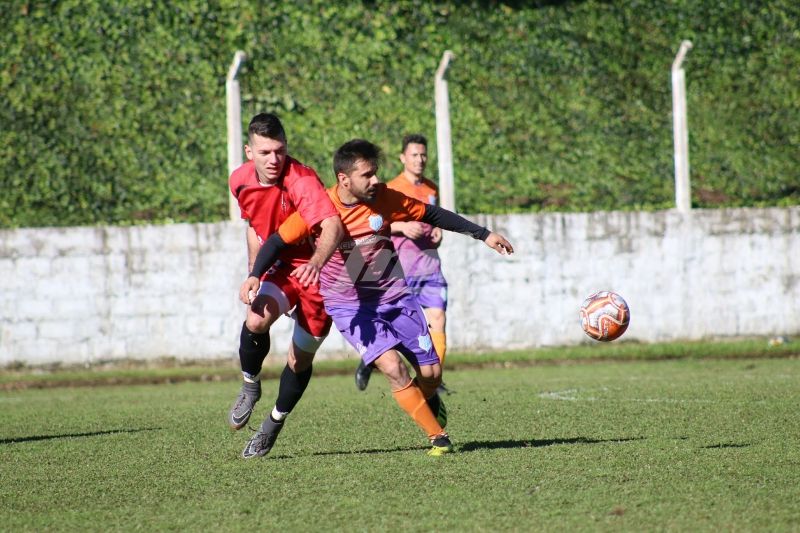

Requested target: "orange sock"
[
  {"left": 392, "top": 380, "right": 444, "bottom": 439},
  {"left": 430, "top": 331, "right": 446, "bottom": 366}
]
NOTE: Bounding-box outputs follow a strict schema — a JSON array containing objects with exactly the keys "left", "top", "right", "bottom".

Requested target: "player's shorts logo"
[
  {"left": 368, "top": 214, "right": 384, "bottom": 233},
  {"left": 418, "top": 334, "right": 432, "bottom": 351}
]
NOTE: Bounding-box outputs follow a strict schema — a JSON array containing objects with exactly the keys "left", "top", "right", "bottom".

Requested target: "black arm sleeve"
[
  {"left": 249, "top": 233, "right": 289, "bottom": 279},
  {"left": 421, "top": 204, "right": 491, "bottom": 241}
]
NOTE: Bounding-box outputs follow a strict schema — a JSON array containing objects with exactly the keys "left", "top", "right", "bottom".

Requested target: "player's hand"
[
  {"left": 291, "top": 262, "right": 321, "bottom": 287},
  {"left": 484, "top": 232, "right": 514, "bottom": 255},
  {"left": 239, "top": 276, "right": 260, "bottom": 305},
  {"left": 430, "top": 227, "right": 443, "bottom": 246},
  {"left": 400, "top": 221, "right": 426, "bottom": 240}
]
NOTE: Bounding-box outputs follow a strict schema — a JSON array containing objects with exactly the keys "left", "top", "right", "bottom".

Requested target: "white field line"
[{"left": 536, "top": 389, "right": 768, "bottom": 404}]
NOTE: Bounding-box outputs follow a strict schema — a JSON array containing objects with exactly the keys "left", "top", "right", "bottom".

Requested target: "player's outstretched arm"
[{"left": 419, "top": 204, "right": 514, "bottom": 254}]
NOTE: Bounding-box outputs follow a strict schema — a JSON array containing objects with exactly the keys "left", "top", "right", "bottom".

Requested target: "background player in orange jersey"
[
  {"left": 239, "top": 139, "right": 513, "bottom": 457},
  {"left": 354, "top": 134, "right": 450, "bottom": 392},
  {"left": 227, "top": 113, "right": 344, "bottom": 452}
]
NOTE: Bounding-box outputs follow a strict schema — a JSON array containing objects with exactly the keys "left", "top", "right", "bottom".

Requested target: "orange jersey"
[
  {"left": 278, "top": 183, "right": 427, "bottom": 306},
  {"left": 386, "top": 173, "right": 443, "bottom": 279}
]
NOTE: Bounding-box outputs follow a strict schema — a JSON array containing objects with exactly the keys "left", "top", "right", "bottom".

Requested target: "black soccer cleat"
[
  {"left": 436, "top": 381, "right": 453, "bottom": 395},
  {"left": 428, "top": 433, "right": 453, "bottom": 456},
  {"left": 354, "top": 360, "right": 373, "bottom": 391}
]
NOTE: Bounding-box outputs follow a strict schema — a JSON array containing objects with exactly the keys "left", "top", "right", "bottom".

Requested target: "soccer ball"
[{"left": 579, "top": 291, "right": 630, "bottom": 342}]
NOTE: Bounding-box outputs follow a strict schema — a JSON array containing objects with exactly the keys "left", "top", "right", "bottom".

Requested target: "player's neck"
[
  {"left": 403, "top": 171, "right": 423, "bottom": 185},
  {"left": 336, "top": 185, "right": 360, "bottom": 206}
]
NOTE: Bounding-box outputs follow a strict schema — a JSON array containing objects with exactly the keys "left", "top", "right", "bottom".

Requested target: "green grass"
[
  {"left": 2, "top": 337, "right": 797, "bottom": 389},
  {"left": 2, "top": 356, "right": 799, "bottom": 531}
]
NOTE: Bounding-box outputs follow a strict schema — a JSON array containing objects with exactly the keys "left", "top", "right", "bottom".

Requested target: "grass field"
[{"left": 2, "top": 355, "right": 799, "bottom": 532}]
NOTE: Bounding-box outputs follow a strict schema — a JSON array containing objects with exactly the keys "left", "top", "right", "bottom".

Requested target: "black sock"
[
  {"left": 239, "top": 322, "right": 270, "bottom": 377},
  {"left": 274, "top": 364, "right": 313, "bottom": 414},
  {"left": 426, "top": 392, "right": 441, "bottom": 413}
]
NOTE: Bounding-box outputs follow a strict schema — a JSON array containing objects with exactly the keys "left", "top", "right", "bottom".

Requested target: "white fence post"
[
  {"left": 226, "top": 51, "right": 247, "bottom": 221},
  {"left": 672, "top": 40, "right": 693, "bottom": 213},
  {"left": 435, "top": 50, "right": 455, "bottom": 212}
]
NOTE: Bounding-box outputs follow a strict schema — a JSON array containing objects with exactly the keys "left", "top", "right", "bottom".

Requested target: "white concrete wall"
[{"left": 1, "top": 207, "right": 798, "bottom": 367}]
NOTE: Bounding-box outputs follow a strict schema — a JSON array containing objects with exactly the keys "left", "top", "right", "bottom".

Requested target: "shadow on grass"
[
  {"left": 700, "top": 442, "right": 751, "bottom": 449},
  {"left": 265, "top": 444, "right": 429, "bottom": 459},
  {"left": 0, "top": 427, "right": 161, "bottom": 445},
  {"left": 459, "top": 436, "right": 645, "bottom": 452},
  {"left": 264, "top": 436, "right": 644, "bottom": 459}
]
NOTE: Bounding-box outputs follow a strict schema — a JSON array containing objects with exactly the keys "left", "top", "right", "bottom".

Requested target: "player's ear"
[
  {"left": 244, "top": 144, "right": 254, "bottom": 161},
  {"left": 336, "top": 172, "right": 348, "bottom": 187}
]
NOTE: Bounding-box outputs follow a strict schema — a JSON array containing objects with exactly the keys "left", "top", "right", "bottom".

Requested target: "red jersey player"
[{"left": 226, "top": 113, "right": 343, "bottom": 455}]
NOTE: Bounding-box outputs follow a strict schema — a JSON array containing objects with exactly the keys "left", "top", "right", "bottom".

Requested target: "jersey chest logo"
[
  {"left": 368, "top": 214, "right": 384, "bottom": 232},
  {"left": 428, "top": 194, "right": 437, "bottom": 205}
]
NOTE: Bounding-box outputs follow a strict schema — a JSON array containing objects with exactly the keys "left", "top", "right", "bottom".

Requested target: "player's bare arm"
[
  {"left": 245, "top": 225, "right": 260, "bottom": 273},
  {"left": 391, "top": 221, "right": 426, "bottom": 240},
  {"left": 430, "top": 227, "right": 443, "bottom": 246},
  {"left": 239, "top": 276, "right": 261, "bottom": 305},
  {"left": 484, "top": 232, "right": 514, "bottom": 255},
  {"left": 291, "top": 214, "right": 344, "bottom": 287}
]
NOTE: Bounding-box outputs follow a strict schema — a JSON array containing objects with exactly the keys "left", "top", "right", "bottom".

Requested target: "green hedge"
[{"left": 1, "top": 1, "right": 798, "bottom": 227}]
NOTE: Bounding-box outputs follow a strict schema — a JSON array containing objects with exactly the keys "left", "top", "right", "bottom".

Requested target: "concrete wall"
[{"left": 1, "top": 207, "right": 798, "bottom": 367}]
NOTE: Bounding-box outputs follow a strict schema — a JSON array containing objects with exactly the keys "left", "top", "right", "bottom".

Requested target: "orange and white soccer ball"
[{"left": 579, "top": 291, "right": 630, "bottom": 341}]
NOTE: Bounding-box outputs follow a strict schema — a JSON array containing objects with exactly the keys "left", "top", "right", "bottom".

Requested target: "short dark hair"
[
  {"left": 401, "top": 134, "right": 427, "bottom": 153},
  {"left": 248, "top": 113, "right": 286, "bottom": 143},
  {"left": 333, "top": 139, "right": 382, "bottom": 177}
]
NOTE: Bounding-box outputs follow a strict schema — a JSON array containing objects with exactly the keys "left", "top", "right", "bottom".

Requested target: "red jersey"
[{"left": 229, "top": 157, "right": 336, "bottom": 268}]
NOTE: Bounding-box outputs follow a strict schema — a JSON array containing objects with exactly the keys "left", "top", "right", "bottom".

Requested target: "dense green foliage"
[
  {"left": 2, "top": 1, "right": 798, "bottom": 227},
  {"left": 2, "top": 358, "right": 799, "bottom": 530}
]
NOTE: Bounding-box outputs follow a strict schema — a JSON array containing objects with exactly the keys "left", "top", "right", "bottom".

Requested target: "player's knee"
[
  {"left": 374, "top": 352, "right": 408, "bottom": 384},
  {"left": 245, "top": 314, "right": 271, "bottom": 334},
  {"left": 416, "top": 362, "right": 442, "bottom": 382}
]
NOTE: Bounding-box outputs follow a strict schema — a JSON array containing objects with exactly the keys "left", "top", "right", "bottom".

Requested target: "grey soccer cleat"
[
  {"left": 228, "top": 380, "right": 262, "bottom": 430},
  {"left": 354, "top": 360, "right": 373, "bottom": 391},
  {"left": 242, "top": 416, "right": 284, "bottom": 459}
]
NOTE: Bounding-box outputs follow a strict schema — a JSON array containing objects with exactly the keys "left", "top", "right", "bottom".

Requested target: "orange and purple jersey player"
[{"left": 353, "top": 133, "right": 449, "bottom": 392}]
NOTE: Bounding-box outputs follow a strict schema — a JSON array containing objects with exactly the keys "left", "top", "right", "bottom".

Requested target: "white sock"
[{"left": 243, "top": 372, "right": 260, "bottom": 384}]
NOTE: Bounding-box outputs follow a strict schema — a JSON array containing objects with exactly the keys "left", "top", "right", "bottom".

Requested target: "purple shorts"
[
  {"left": 406, "top": 273, "right": 448, "bottom": 311},
  {"left": 326, "top": 293, "right": 438, "bottom": 367}
]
